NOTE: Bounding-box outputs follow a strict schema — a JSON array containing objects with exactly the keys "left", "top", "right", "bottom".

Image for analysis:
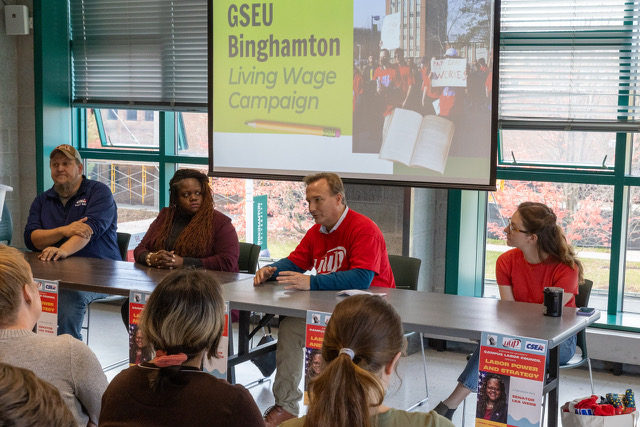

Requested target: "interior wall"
[
  {"left": 0, "top": 2, "right": 34, "bottom": 248},
  {"left": 345, "top": 183, "right": 448, "bottom": 292}
]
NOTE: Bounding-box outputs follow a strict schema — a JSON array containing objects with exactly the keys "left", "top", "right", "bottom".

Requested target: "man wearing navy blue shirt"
[{"left": 24, "top": 144, "right": 120, "bottom": 340}]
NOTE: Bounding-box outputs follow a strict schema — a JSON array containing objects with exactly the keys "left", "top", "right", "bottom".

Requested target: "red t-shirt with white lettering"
[
  {"left": 496, "top": 248, "right": 578, "bottom": 307},
  {"left": 287, "top": 209, "right": 395, "bottom": 288}
]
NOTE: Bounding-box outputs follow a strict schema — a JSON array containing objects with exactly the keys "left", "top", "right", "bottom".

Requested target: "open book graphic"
[{"left": 379, "top": 108, "right": 455, "bottom": 174}]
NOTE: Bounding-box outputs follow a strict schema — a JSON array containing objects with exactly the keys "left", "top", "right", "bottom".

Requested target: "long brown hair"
[
  {"left": 304, "top": 295, "right": 405, "bottom": 427},
  {"left": 152, "top": 169, "right": 214, "bottom": 257},
  {"left": 0, "top": 362, "right": 76, "bottom": 427},
  {"left": 518, "top": 202, "right": 584, "bottom": 283}
]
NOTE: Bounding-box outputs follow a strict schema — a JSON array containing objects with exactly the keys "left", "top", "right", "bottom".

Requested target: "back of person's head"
[
  {"left": 0, "top": 246, "right": 33, "bottom": 328},
  {"left": 139, "top": 269, "right": 225, "bottom": 388},
  {"left": 305, "top": 294, "right": 405, "bottom": 427},
  {"left": 303, "top": 172, "right": 347, "bottom": 205},
  {"left": 517, "top": 202, "right": 583, "bottom": 282},
  {"left": 0, "top": 362, "right": 76, "bottom": 427},
  {"left": 141, "top": 268, "right": 225, "bottom": 357}
]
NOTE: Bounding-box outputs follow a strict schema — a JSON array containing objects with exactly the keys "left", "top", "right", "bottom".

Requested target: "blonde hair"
[
  {"left": 305, "top": 295, "right": 405, "bottom": 427},
  {"left": 140, "top": 268, "right": 225, "bottom": 361},
  {"left": 0, "top": 362, "right": 76, "bottom": 427},
  {"left": 0, "top": 245, "right": 34, "bottom": 327}
]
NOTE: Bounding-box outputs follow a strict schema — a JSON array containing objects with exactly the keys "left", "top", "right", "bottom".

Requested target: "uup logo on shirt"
[{"left": 314, "top": 246, "right": 347, "bottom": 274}]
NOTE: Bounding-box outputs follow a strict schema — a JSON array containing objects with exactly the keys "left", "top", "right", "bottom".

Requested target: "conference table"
[{"left": 24, "top": 252, "right": 599, "bottom": 427}]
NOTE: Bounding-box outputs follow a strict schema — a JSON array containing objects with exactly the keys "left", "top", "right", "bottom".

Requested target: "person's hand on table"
[
  {"left": 277, "top": 271, "right": 311, "bottom": 291},
  {"left": 39, "top": 246, "right": 69, "bottom": 261},
  {"left": 62, "top": 217, "right": 93, "bottom": 240},
  {"left": 151, "top": 250, "right": 178, "bottom": 269},
  {"left": 254, "top": 266, "right": 277, "bottom": 286}
]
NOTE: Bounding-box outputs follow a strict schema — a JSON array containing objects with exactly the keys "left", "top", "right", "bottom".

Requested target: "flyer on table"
[
  {"left": 477, "top": 332, "right": 547, "bottom": 427},
  {"left": 129, "top": 290, "right": 153, "bottom": 366},
  {"left": 304, "top": 310, "right": 330, "bottom": 405},
  {"left": 202, "top": 301, "right": 230, "bottom": 379},
  {"left": 35, "top": 279, "right": 58, "bottom": 336}
]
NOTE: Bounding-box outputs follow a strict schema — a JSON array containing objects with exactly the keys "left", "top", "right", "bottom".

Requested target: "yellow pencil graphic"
[{"left": 245, "top": 120, "right": 340, "bottom": 137}]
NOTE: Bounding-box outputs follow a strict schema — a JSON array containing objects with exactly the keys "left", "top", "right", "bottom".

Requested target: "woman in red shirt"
[{"left": 434, "top": 202, "right": 584, "bottom": 420}]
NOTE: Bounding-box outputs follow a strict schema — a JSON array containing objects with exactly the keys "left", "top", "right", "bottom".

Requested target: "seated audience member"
[
  {"left": 0, "top": 362, "right": 76, "bottom": 427},
  {"left": 434, "top": 201, "right": 583, "bottom": 420},
  {"left": 281, "top": 294, "right": 454, "bottom": 427},
  {"left": 100, "top": 269, "right": 263, "bottom": 426},
  {"left": 255, "top": 172, "right": 395, "bottom": 427},
  {"left": 476, "top": 374, "right": 508, "bottom": 423},
  {"left": 0, "top": 245, "right": 107, "bottom": 426},
  {"left": 134, "top": 168, "right": 239, "bottom": 271},
  {"left": 24, "top": 144, "right": 120, "bottom": 340}
]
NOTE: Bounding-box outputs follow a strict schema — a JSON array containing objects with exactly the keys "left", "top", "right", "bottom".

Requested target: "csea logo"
[
  {"left": 75, "top": 199, "right": 87, "bottom": 207},
  {"left": 501, "top": 337, "right": 522, "bottom": 350},
  {"left": 525, "top": 342, "right": 546, "bottom": 353},
  {"left": 44, "top": 283, "right": 58, "bottom": 292}
]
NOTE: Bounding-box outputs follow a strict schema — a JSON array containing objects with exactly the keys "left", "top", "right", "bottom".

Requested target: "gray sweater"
[{"left": 0, "top": 329, "right": 107, "bottom": 426}]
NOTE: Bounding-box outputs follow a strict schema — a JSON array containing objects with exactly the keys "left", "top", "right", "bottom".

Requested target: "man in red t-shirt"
[{"left": 255, "top": 173, "right": 395, "bottom": 426}]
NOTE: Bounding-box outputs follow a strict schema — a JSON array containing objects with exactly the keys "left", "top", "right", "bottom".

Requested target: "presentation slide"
[{"left": 210, "top": 0, "right": 497, "bottom": 189}]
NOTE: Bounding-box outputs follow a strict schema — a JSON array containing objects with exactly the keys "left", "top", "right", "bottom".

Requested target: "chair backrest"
[
  {"left": 574, "top": 279, "right": 593, "bottom": 308},
  {"left": 0, "top": 203, "right": 12, "bottom": 245},
  {"left": 388, "top": 255, "right": 422, "bottom": 291},
  {"left": 239, "top": 242, "right": 261, "bottom": 274},
  {"left": 116, "top": 232, "right": 131, "bottom": 261}
]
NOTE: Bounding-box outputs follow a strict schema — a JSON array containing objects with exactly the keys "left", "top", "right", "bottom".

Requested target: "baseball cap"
[{"left": 50, "top": 144, "right": 82, "bottom": 163}]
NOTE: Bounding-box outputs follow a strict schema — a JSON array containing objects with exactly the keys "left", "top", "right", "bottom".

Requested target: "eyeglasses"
[{"left": 507, "top": 218, "right": 529, "bottom": 234}]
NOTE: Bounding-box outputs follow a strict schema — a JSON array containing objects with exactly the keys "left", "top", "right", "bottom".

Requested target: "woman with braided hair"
[
  {"left": 434, "top": 201, "right": 583, "bottom": 421},
  {"left": 281, "top": 294, "right": 454, "bottom": 427},
  {"left": 133, "top": 168, "right": 239, "bottom": 271}
]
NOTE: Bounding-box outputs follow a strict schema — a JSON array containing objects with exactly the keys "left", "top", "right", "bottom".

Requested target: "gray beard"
[{"left": 54, "top": 179, "right": 81, "bottom": 198}]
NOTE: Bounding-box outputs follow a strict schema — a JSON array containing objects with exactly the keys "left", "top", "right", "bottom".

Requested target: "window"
[
  {"left": 485, "top": 180, "right": 613, "bottom": 312},
  {"left": 70, "top": 0, "right": 207, "bottom": 109},
  {"left": 488, "top": 0, "right": 640, "bottom": 326},
  {"left": 87, "top": 109, "right": 159, "bottom": 149}
]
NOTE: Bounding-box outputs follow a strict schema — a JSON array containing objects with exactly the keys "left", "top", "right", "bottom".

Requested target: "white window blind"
[
  {"left": 499, "top": 0, "right": 640, "bottom": 130},
  {"left": 70, "top": 0, "right": 207, "bottom": 110}
]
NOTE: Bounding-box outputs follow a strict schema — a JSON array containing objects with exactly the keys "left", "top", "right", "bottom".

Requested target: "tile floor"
[{"left": 86, "top": 300, "right": 640, "bottom": 426}]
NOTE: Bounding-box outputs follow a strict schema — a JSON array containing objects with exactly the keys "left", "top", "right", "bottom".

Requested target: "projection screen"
[{"left": 209, "top": 0, "right": 498, "bottom": 190}]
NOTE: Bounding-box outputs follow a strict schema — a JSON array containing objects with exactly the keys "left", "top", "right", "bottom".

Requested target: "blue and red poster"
[{"left": 477, "top": 332, "right": 547, "bottom": 427}]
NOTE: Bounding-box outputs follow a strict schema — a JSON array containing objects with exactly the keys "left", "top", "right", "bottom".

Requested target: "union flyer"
[
  {"left": 35, "top": 279, "right": 58, "bottom": 336},
  {"left": 304, "top": 310, "right": 330, "bottom": 405},
  {"left": 128, "top": 290, "right": 152, "bottom": 365},
  {"left": 477, "top": 332, "right": 547, "bottom": 427},
  {"left": 202, "top": 301, "right": 229, "bottom": 380}
]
